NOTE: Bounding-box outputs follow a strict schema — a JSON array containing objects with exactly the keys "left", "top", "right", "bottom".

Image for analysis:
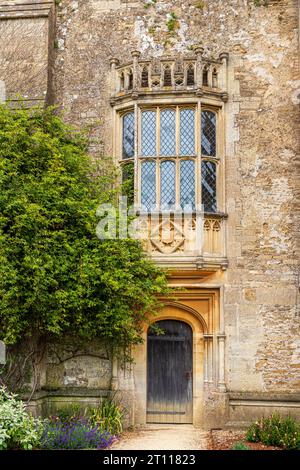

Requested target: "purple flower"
[{"left": 41, "top": 416, "right": 115, "bottom": 450}]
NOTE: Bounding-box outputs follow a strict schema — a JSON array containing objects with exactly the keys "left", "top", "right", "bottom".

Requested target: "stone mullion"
[
  {"left": 209, "top": 337, "right": 214, "bottom": 385},
  {"left": 203, "top": 334, "right": 214, "bottom": 386},
  {"left": 196, "top": 100, "right": 202, "bottom": 209},
  {"left": 216, "top": 107, "right": 222, "bottom": 213},
  {"left": 196, "top": 100, "right": 202, "bottom": 256},
  {"left": 156, "top": 107, "right": 160, "bottom": 211},
  {"left": 175, "top": 106, "right": 180, "bottom": 209},
  {"left": 134, "top": 102, "right": 139, "bottom": 208},
  {"left": 217, "top": 335, "right": 226, "bottom": 392},
  {"left": 204, "top": 336, "right": 209, "bottom": 387},
  {"left": 218, "top": 286, "right": 226, "bottom": 391}
]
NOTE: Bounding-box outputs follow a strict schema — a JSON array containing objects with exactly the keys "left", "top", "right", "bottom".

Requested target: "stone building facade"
[{"left": 0, "top": 0, "right": 299, "bottom": 428}]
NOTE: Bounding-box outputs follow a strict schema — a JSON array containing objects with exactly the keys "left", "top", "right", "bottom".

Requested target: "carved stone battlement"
[{"left": 110, "top": 49, "right": 229, "bottom": 104}]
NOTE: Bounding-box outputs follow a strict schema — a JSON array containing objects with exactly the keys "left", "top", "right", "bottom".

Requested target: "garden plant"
[{"left": 246, "top": 413, "right": 300, "bottom": 450}]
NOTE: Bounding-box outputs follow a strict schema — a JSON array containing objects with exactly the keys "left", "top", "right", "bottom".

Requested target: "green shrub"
[
  {"left": 0, "top": 386, "right": 43, "bottom": 450},
  {"left": 49, "top": 398, "right": 124, "bottom": 437},
  {"left": 232, "top": 441, "right": 250, "bottom": 450},
  {"left": 246, "top": 414, "right": 300, "bottom": 450},
  {"left": 88, "top": 397, "right": 124, "bottom": 435},
  {"left": 0, "top": 103, "right": 168, "bottom": 356}
]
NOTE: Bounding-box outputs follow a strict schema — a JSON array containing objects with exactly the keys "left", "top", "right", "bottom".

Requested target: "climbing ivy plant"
[{"left": 0, "top": 104, "right": 168, "bottom": 354}]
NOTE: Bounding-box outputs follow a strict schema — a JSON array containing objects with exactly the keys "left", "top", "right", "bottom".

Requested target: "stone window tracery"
[
  {"left": 141, "top": 66, "right": 149, "bottom": 88},
  {"left": 128, "top": 69, "right": 133, "bottom": 90},
  {"left": 120, "top": 105, "right": 219, "bottom": 213},
  {"left": 111, "top": 52, "right": 228, "bottom": 267},
  {"left": 186, "top": 64, "right": 195, "bottom": 86},
  {"left": 202, "top": 66, "right": 208, "bottom": 87},
  {"left": 163, "top": 65, "right": 172, "bottom": 87},
  {"left": 112, "top": 52, "right": 228, "bottom": 216}
]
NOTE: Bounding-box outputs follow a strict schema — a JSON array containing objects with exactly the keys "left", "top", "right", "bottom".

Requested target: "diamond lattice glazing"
[
  {"left": 201, "top": 111, "right": 216, "bottom": 157},
  {"left": 160, "top": 109, "right": 176, "bottom": 156},
  {"left": 201, "top": 161, "right": 217, "bottom": 212},
  {"left": 180, "top": 160, "right": 195, "bottom": 210},
  {"left": 180, "top": 109, "right": 195, "bottom": 156},
  {"left": 160, "top": 160, "right": 176, "bottom": 210},
  {"left": 141, "top": 161, "right": 156, "bottom": 211},
  {"left": 141, "top": 111, "right": 156, "bottom": 156},
  {"left": 122, "top": 112, "right": 135, "bottom": 159}
]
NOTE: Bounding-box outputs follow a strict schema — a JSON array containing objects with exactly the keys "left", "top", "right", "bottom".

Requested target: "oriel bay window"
[{"left": 120, "top": 105, "right": 219, "bottom": 213}]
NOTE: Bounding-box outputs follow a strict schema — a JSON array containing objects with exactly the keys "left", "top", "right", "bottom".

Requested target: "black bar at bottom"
[{"left": 0, "top": 449, "right": 295, "bottom": 468}]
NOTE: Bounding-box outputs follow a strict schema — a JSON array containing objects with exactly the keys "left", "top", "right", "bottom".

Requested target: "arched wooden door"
[{"left": 147, "top": 320, "right": 193, "bottom": 424}]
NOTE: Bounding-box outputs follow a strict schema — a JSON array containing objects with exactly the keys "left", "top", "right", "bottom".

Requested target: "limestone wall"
[
  {"left": 0, "top": 0, "right": 55, "bottom": 106},
  {"left": 52, "top": 0, "right": 299, "bottom": 395},
  {"left": 1, "top": 0, "right": 299, "bottom": 426},
  {"left": 45, "top": 340, "right": 111, "bottom": 390}
]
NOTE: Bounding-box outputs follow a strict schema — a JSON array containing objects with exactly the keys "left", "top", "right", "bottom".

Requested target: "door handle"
[{"left": 185, "top": 371, "right": 192, "bottom": 380}]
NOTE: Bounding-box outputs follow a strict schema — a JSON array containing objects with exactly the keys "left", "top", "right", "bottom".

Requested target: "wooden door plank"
[{"left": 147, "top": 320, "right": 193, "bottom": 424}]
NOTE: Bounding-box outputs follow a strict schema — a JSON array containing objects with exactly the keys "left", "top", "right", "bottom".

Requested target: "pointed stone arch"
[{"left": 157, "top": 300, "right": 208, "bottom": 334}]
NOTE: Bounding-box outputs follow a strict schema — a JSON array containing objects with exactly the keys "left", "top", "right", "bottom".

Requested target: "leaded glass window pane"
[
  {"left": 122, "top": 112, "right": 135, "bottom": 159},
  {"left": 202, "top": 161, "right": 217, "bottom": 212},
  {"left": 160, "top": 109, "right": 176, "bottom": 156},
  {"left": 180, "top": 160, "right": 195, "bottom": 210},
  {"left": 160, "top": 160, "right": 175, "bottom": 210},
  {"left": 141, "top": 161, "right": 156, "bottom": 211},
  {"left": 201, "top": 111, "right": 216, "bottom": 157},
  {"left": 141, "top": 111, "right": 156, "bottom": 156},
  {"left": 180, "top": 109, "right": 195, "bottom": 156},
  {"left": 122, "top": 162, "right": 134, "bottom": 206}
]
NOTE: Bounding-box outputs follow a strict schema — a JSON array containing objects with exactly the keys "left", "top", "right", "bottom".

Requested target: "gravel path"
[{"left": 111, "top": 425, "right": 209, "bottom": 451}]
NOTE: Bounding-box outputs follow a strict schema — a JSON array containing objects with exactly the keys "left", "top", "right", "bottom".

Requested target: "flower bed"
[
  {"left": 209, "top": 414, "right": 300, "bottom": 451},
  {"left": 208, "top": 430, "right": 281, "bottom": 451},
  {"left": 40, "top": 417, "right": 115, "bottom": 450},
  {"left": 246, "top": 414, "right": 300, "bottom": 450},
  {"left": 0, "top": 387, "right": 121, "bottom": 450}
]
